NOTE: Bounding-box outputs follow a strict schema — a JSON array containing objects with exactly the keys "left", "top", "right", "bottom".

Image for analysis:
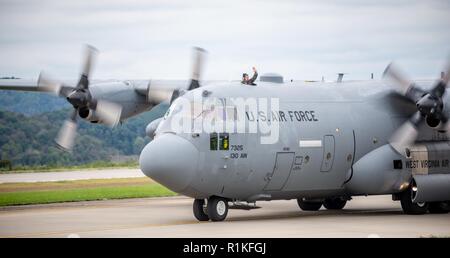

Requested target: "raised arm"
[{"left": 248, "top": 67, "right": 258, "bottom": 84}]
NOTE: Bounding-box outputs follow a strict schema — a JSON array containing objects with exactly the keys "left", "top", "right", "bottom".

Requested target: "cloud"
[{"left": 0, "top": 0, "right": 449, "bottom": 81}]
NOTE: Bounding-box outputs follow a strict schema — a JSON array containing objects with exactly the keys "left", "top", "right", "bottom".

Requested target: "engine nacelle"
[
  {"left": 345, "top": 144, "right": 410, "bottom": 195},
  {"left": 407, "top": 142, "right": 450, "bottom": 202},
  {"left": 133, "top": 80, "right": 179, "bottom": 104},
  {"left": 412, "top": 174, "right": 450, "bottom": 203},
  {"left": 347, "top": 142, "right": 450, "bottom": 199}
]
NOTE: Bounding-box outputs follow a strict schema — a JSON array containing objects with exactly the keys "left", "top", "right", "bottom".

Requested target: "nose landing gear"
[
  {"left": 193, "top": 196, "right": 229, "bottom": 222},
  {"left": 193, "top": 199, "right": 209, "bottom": 221}
]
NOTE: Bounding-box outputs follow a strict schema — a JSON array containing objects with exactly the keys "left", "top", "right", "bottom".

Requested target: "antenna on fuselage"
[{"left": 337, "top": 73, "right": 345, "bottom": 83}]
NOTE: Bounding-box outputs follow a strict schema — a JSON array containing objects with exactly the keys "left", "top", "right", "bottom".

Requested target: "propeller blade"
[
  {"left": 95, "top": 100, "right": 122, "bottom": 127},
  {"left": 37, "top": 72, "right": 62, "bottom": 95},
  {"left": 447, "top": 122, "right": 450, "bottom": 138},
  {"left": 431, "top": 57, "right": 450, "bottom": 97},
  {"left": 77, "top": 45, "right": 98, "bottom": 89},
  {"left": 430, "top": 79, "right": 447, "bottom": 99},
  {"left": 55, "top": 110, "right": 78, "bottom": 151},
  {"left": 390, "top": 112, "right": 424, "bottom": 156},
  {"left": 188, "top": 47, "right": 206, "bottom": 91},
  {"left": 443, "top": 57, "right": 450, "bottom": 85},
  {"left": 383, "top": 62, "right": 426, "bottom": 103},
  {"left": 439, "top": 116, "right": 450, "bottom": 138},
  {"left": 383, "top": 62, "right": 412, "bottom": 94}
]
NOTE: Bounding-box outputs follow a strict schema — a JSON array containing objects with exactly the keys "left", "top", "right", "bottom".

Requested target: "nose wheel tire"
[
  {"left": 207, "top": 196, "right": 229, "bottom": 222},
  {"left": 193, "top": 199, "right": 209, "bottom": 221},
  {"left": 297, "top": 199, "right": 322, "bottom": 211},
  {"left": 323, "top": 198, "right": 347, "bottom": 210},
  {"left": 399, "top": 185, "right": 428, "bottom": 215}
]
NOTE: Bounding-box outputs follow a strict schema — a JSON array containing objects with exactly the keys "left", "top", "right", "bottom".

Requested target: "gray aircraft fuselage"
[{"left": 140, "top": 80, "right": 450, "bottom": 202}]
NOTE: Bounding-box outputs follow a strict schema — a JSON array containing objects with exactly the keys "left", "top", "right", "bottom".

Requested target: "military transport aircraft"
[{"left": 1, "top": 46, "right": 449, "bottom": 222}]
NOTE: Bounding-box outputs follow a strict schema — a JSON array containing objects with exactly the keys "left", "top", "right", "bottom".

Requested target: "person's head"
[{"left": 242, "top": 73, "right": 249, "bottom": 81}]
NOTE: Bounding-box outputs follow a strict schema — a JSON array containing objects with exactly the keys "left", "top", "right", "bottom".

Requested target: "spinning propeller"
[
  {"left": 170, "top": 47, "right": 207, "bottom": 104},
  {"left": 384, "top": 61, "right": 450, "bottom": 157},
  {"left": 146, "top": 47, "right": 207, "bottom": 140},
  {"left": 38, "top": 45, "right": 122, "bottom": 151}
]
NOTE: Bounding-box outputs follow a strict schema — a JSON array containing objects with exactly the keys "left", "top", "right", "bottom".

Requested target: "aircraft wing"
[
  {"left": 0, "top": 79, "right": 40, "bottom": 92},
  {"left": 132, "top": 79, "right": 228, "bottom": 104},
  {"left": 0, "top": 79, "right": 77, "bottom": 97},
  {"left": 132, "top": 79, "right": 188, "bottom": 104}
]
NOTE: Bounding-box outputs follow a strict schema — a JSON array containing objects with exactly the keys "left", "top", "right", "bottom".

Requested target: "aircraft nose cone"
[{"left": 139, "top": 134, "right": 199, "bottom": 193}]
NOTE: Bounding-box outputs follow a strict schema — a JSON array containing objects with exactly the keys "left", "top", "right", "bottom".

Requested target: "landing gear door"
[{"left": 320, "top": 135, "right": 335, "bottom": 172}]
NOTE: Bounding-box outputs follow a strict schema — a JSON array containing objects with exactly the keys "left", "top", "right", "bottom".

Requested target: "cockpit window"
[
  {"left": 164, "top": 98, "right": 186, "bottom": 120},
  {"left": 164, "top": 98, "right": 239, "bottom": 122},
  {"left": 190, "top": 102, "right": 204, "bottom": 120},
  {"left": 191, "top": 99, "right": 224, "bottom": 122},
  {"left": 219, "top": 133, "right": 229, "bottom": 150},
  {"left": 210, "top": 133, "right": 218, "bottom": 150},
  {"left": 163, "top": 108, "right": 171, "bottom": 119},
  {"left": 226, "top": 106, "right": 238, "bottom": 121}
]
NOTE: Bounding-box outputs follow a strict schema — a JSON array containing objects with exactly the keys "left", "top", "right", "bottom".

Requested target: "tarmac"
[{"left": 0, "top": 195, "right": 449, "bottom": 238}]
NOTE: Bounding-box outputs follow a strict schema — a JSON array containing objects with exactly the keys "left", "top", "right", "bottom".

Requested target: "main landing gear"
[
  {"left": 399, "top": 184, "right": 428, "bottom": 215},
  {"left": 323, "top": 197, "right": 347, "bottom": 210},
  {"left": 297, "top": 199, "right": 322, "bottom": 211},
  {"left": 193, "top": 196, "right": 229, "bottom": 222},
  {"left": 398, "top": 184, "right": 449, "bottom": 215},
  {"left": 297, "top": 197, "right": 347, "bottom": 211}
]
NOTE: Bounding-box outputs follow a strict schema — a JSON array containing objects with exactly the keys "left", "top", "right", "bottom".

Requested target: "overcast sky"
[{"left": 0, "top": 0, "right": 449, "bottom": 81}]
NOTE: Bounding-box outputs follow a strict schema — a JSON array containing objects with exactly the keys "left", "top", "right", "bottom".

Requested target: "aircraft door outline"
[
  {"left": 264, "top": 152, "right": 295, "bottom": 191},
  {"left": 321, "top": 135, "right": 335, "bottom": 172}
]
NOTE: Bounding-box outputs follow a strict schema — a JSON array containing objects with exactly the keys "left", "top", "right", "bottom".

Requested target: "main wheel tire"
[
  {"left": 399, "top": 187, "right": 428, "bottom": 215},
  {"left": 297, "top": 199, "right": 322, "bottom": 211},
  {"left": 207, "top": 196, "right": 229, "bottom": 222},
  {"left": 193, "top": 199, "right": 209, "bottom": 221},
  {"left": 428, "top": 202, "right": 449, "bottom": 214},
  {"left": 323, "top": 198, "right": 347, "bottom": 210}
]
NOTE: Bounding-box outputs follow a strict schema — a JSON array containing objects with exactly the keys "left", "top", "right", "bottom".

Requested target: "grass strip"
[{"left": 0, "top": 183, "right": 176, "bottom": 206}]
